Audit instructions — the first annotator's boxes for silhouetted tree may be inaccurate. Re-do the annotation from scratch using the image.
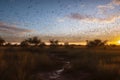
[0,37,5,46]
[86,39,107,47]
[32,37,41,46]
[39,42,46,48]
[27,36,41,46]
[20,40,29,47]
[94,39,102,46]
[27,38,32,43]
[49,39,59,47]
[20,37,41,47]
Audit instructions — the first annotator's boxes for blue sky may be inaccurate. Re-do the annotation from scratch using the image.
[0,0,120,43]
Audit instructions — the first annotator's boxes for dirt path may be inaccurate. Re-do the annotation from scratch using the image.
[31,53,90,80]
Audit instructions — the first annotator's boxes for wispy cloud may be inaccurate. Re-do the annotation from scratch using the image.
[0,22,34,42]
[0,22,32,34]
[97,3,114,14]
[97,0,120,14]
[68,13,89,20]
[57,17,66,23]
[68,13,120,23]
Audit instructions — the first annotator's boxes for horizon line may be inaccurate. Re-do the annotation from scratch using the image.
[5,41,120,45]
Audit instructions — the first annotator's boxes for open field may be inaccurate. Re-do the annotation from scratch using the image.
[0,46,120,80]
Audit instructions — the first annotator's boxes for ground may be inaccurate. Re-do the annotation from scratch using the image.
[0,46,120,80]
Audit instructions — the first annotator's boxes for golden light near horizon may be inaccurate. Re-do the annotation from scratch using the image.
[118,40,120,44]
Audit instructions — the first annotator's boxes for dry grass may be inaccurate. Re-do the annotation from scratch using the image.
[0,46,120,80]
[0,47,58,80]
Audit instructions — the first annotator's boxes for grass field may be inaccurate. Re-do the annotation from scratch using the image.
[0,46,120,80]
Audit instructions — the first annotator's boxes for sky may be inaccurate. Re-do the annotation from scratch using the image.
[0,0,120,43]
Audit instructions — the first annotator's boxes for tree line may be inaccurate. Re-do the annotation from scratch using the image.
[0,36,108,47]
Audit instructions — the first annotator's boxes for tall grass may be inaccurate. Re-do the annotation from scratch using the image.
[0,47,58,80]
[62,48,120,80]
[0,47,120,80]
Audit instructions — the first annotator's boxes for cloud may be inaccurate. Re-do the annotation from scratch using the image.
[0,22,32,34]
[97,3,114,14]
[112,0,120,5]
[0,22,34,42]
[68,13,120,23]
[97,0,120,14]
[57,18,66,23]
[97,3,114,10]
[68,13,89,20]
